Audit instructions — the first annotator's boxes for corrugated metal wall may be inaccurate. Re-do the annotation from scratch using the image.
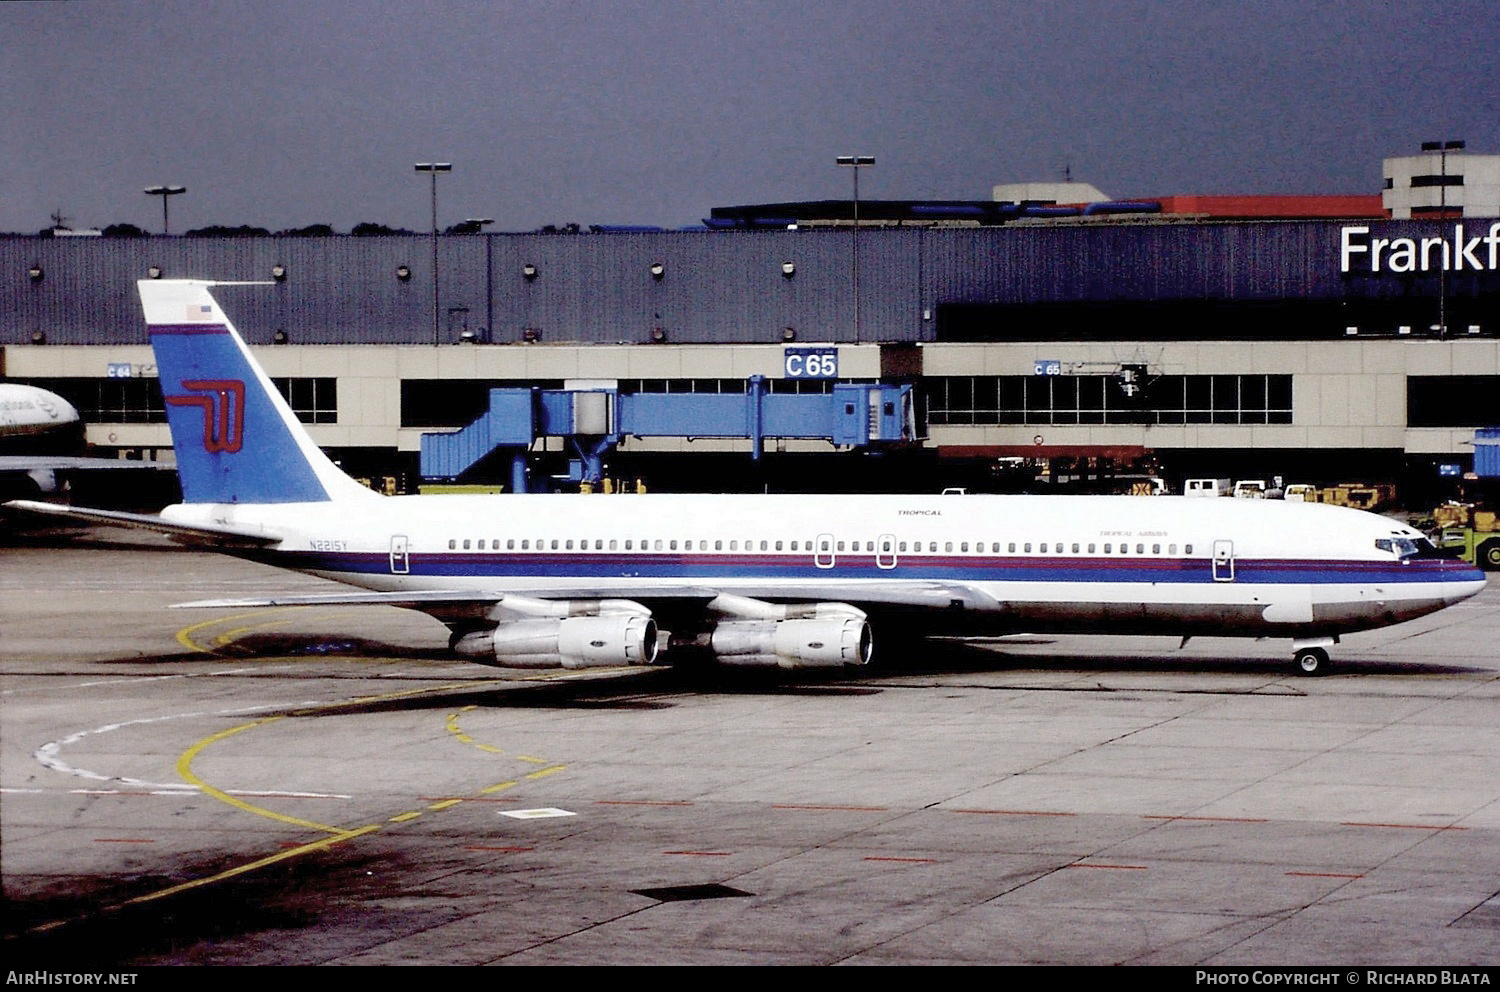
[3,221,1494,346]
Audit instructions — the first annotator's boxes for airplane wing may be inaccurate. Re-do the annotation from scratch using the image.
[0,499,279,548]
[165,581,1005,669]
[169,581,1003,614]
[0,456,175,472]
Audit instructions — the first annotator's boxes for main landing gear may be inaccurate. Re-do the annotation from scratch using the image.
[1294,646,1330,676]
[1291,637,1337,676]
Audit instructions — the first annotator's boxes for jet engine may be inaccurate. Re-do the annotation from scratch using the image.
[708,617,872,669]
[452,614,658,669]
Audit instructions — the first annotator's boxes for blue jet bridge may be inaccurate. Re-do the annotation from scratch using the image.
[1474,428,1500,477]
[420,375,915,492]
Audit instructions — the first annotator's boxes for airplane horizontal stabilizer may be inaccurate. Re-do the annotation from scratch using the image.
[1,499,279,548]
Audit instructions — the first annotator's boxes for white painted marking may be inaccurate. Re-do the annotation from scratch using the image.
[32,701,325,790]
[501,807,577,820]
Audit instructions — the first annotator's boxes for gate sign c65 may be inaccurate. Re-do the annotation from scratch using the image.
[784,347,838,379]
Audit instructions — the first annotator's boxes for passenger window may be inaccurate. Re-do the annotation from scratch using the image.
[565,539,574,550]
[775,540,784,551]
[1072,543,1080,553]
[463,539,471,550]
[550,539,559,550]
[1136,544,1145,554]
[1040,543,1048,553]
[448,539,456,550]
[654,539,663,550]
[1024,543,1032,553]
[1008,543,1016,553]
[1152,544,1160,554]
[945,542,953,552]
[730,540,738,551]
[899,542,907,552]
[1185,543,1194,554]
[1169,543,1176,554]
[609,539,618,550]
[1103,543,1111,553]
[1087,543,1095,553]
[761,541,769,551]
[961,542,969,552]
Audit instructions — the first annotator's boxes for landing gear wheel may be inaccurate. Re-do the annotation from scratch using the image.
[1293,647,1330,676]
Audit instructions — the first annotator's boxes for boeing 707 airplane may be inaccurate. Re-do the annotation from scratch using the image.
[4,280,1486,676]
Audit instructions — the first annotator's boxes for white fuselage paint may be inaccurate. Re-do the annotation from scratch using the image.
[161,492,1486,640]
[0,384,80,437]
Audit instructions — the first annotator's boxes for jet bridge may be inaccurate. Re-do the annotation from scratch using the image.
[420,375,915,492]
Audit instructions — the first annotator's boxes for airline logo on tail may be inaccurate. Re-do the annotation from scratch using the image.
[165,379,246,453]
[139,279,366,505]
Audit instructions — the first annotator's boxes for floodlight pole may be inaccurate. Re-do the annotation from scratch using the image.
[415,163,452,346]
[1421,140,1464,339]
[143,185,186,234]
[836,156,874,343]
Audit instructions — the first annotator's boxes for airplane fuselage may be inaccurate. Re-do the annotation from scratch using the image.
[0,383,80,438]
[162,492,1485,641]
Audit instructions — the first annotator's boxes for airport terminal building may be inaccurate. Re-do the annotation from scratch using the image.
[4,152,1500,498]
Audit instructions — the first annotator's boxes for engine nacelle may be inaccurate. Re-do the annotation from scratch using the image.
[453,615,659,669]
[709,617,872,669]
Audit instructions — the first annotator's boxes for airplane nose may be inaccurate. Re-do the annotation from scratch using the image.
[1446,575,1488,606]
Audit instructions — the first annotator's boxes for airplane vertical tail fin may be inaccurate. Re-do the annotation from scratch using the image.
[140,279,377,505]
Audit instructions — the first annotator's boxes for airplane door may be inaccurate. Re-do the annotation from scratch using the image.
[1212,539,1234,582]
[876,533,897,569]
[815,533,836,569]
[390,535,410,575]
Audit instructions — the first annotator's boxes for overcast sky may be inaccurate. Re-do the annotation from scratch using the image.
[4,0,1497,234]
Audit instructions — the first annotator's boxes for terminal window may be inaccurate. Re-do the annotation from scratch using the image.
[18,376,166,423]
[271,377,338,424]
[400,379,562,428]
[619,379,864,395]
[20,376,338,425]
[1408,376,1500,427]
[924,374,1292,427]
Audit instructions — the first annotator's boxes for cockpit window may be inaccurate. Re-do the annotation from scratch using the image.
[1375,536,1438,559]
